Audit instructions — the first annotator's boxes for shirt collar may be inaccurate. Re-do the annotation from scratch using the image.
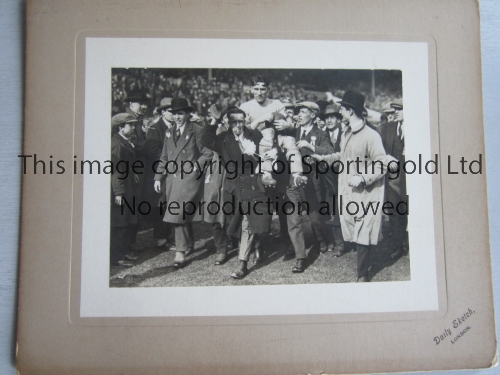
[234,132,245,142]
[300,123,314,135]
[349,118,364,133]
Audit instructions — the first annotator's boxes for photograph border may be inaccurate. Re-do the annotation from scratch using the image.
[69,31,446,325]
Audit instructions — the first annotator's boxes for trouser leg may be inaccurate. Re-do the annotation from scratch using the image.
[212,222,228,255]
[278,134,303,174]
[259,128,275,173]
[285,186,306,259]
[332,225,344,248]
[357,244,371,277]
[153,215,172,240]
[186,222,194,250]
[238,215,255,262]
[310,210,329,243]
[129,223,138,245]
[277,206,288,237]
[390,213,408,247]
[174,223,191,253]
[110,226,131,264]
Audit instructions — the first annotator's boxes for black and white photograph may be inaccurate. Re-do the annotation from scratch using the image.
[108,67,409,288]
[79,38,438,318]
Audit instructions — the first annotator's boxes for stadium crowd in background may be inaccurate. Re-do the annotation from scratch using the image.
[110,70,407,283]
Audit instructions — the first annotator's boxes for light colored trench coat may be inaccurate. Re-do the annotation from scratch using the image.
[323,120,388,245]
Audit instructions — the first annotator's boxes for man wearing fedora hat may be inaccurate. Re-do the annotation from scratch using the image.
[145,98,175,249]
[294,101,335,269]
[110,113,141,267]
[380,98,408,259]
[312,91,388,282]
[154,98,213,267]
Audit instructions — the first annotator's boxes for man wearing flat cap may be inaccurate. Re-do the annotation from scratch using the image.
[380,98,408,259]
[321,104,346,256]
[312,91,389,282]
[382,101,396,123]
[154,98,213,268]
[294,101,335,270]
[124,90,150,246]
[145,98,174,249]
[110,113,141,267]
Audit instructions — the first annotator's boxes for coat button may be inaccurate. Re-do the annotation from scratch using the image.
[170,151,173,154]
[174,174,177,177]
[252,186,255,190]
[182,150,185,153]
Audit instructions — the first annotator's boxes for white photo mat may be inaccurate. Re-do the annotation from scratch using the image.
[80,37,437,317]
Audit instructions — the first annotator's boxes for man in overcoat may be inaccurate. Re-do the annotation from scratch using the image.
[154,98,213,267]
[145,97,174,248]
[110,113,141,267]
[313,91,388,282]
[202,107,272,279]
[124,91,149,247]
[380,99,408,259]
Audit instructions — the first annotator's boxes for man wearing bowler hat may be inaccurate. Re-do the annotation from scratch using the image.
[380,98,408,259]
[145,98,175,249]
[110,113,141,267]
[154,98,213,267]
[312,91,388,282]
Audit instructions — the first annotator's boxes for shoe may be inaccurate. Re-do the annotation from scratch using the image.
[214,253,227,265]
[158,238,175,250]
[292,259,306,273]
[333,245,344,257]
[283,246,295,260]
[390,246,407,259]
[262,173,277,187]
[293,174,308,187]
[231,261,248,279]
[185,247,194,257]
[319,241,328,253]
[173,260,186,268]
[124,253,139,261]
[173,251,185,268]
[357,276,369,282]
[116,260,133,267]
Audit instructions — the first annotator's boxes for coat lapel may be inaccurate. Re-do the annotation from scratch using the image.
[224,130,242,161]
[385,122,397,153]
[171,122,193,161]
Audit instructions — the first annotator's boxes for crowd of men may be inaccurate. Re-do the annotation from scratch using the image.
[110,75,408,282]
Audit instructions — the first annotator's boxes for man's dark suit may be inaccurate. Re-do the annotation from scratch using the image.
[295,125,334,248]
[380,121,407,249]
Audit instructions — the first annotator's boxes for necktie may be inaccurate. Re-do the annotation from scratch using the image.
[397,122,404,140]
[301,129,307,140]
[174,128,180,144]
